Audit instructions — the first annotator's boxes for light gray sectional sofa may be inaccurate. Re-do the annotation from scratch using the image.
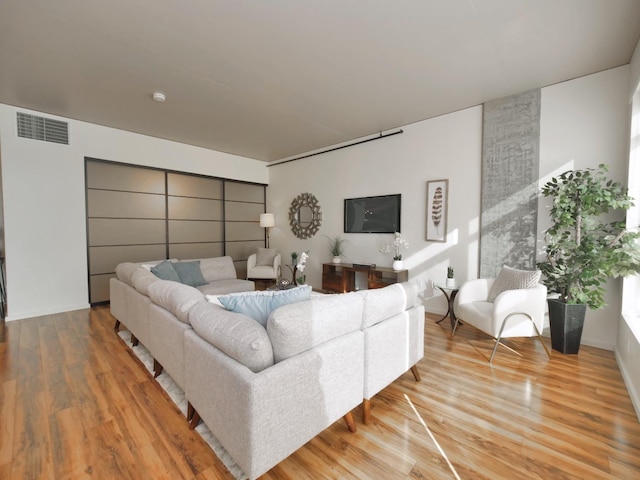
[110,257,424,480]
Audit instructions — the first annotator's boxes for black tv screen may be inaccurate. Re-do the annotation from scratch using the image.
[344,194,401,233]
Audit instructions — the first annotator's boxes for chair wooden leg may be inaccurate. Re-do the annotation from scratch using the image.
[187,402,194,421]
[153,359,163,378]
[131,335,139,347]
[363,399,371,426]
[114,320,121,332]
[344,411,357,432]
[189,410,201,430]
[410,365,421,382]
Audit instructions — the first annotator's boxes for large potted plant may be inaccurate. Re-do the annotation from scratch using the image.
[537,164,640,353]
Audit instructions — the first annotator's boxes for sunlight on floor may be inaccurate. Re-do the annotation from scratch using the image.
[404,394,461,480]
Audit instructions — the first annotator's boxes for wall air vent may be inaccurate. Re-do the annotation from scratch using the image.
[16,112,69,145]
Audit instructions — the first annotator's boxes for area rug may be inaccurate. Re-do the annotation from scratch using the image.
[117,331,247,479]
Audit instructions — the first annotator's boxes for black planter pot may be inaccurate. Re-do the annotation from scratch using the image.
[547,298,587,354]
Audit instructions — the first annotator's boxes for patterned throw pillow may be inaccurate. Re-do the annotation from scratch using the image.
[487,266,541,302]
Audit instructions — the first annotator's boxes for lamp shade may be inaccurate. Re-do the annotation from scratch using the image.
[259,213,275,228]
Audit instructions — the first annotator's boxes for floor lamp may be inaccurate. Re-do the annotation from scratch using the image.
[260,213,275,248]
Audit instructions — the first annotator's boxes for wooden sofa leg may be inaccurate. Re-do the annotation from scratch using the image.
[187,402,194,422]
[153,359,163,378]
[189,410,201,430]
[114,320,121,332]
[131,335,139,347]
[410,365,421,382]
[344,412,357,433]
[363,399,371,426]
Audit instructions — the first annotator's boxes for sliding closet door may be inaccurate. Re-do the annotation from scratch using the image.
[224,182,265,278]
[86,161,167,303]
[167,173,224,260]
[85,158,266,304]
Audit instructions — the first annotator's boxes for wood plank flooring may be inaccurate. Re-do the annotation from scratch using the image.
[1,306,639,479]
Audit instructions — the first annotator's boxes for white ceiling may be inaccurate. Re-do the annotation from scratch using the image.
[1,1,639,162]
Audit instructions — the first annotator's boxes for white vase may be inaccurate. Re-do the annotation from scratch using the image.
[392,260,404,271]
[332,256,341,264]
[446,278,456,288]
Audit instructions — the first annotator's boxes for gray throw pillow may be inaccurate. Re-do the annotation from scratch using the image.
[151,260,181,282]
[173,260,207,287]
[488,266,541,302]
[256,248,277,266]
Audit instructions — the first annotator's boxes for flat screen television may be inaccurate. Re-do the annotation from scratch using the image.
[344,194,401,233]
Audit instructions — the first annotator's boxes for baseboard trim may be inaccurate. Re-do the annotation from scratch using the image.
[5,303,91,321]
[615,347,640,422]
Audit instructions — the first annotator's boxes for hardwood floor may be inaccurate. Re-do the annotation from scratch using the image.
[1,306,639,479]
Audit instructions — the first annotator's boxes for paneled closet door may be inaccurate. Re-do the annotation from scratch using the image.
[85,159,267,304]
[167,173,224,260]
[86,161,167,303]
[224,181,266,279]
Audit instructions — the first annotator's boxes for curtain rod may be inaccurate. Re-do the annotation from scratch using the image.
[267,129,404,167]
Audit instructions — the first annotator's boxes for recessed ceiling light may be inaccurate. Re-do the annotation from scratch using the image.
[152,92,166,102]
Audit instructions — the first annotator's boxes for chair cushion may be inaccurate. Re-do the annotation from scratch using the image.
[151,260,181,282]
[218,285,312,326]
[256,248,277,266]
[488,266,541,302]
[173,260,207,287]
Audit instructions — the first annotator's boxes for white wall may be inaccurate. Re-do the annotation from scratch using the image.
[268,106,483,312]
[616,35,640,421]
[0,104,268,320]
[268,66,631,351]
[538,66,631,349]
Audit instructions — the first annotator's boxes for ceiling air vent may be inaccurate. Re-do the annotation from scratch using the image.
[16,112,69,145]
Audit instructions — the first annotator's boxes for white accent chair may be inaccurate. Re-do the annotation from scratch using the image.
[453,278,550,362]
[246,251,282,281]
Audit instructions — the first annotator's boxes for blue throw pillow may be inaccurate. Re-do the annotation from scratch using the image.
[151,260,181,282]
[218,285,312,326]
[173,260,207,287]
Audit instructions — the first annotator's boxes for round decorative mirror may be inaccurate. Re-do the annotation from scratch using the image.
[289,193,322,239]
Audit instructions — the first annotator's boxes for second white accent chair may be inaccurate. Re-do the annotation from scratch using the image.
[247,248,281,281]
[453,267,550,363]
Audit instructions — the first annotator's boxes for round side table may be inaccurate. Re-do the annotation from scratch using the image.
[435,284,459,331]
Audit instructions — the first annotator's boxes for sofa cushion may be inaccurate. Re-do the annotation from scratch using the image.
[197,279,255,296]
[151,260,181,282]
[358,282,419,329]
[191,256,238,283]
[189,301,274,372]
[267,292,364,363]
[131,267,159,296]
[115,262,138,285]
[218,285,311,327]
[488,266,541,302]
[173,260,207,287]
[147,280,205,323]
[256,248,277,266]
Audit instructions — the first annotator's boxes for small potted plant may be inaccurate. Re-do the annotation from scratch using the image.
[380,232,409,271]
[446,266,455,287]
[537,164,640,353]
[326,236,348,264]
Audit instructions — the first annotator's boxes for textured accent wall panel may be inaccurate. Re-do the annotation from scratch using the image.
[480,89,540,278]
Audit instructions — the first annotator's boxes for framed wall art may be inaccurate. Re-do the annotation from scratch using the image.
[426,179,448,242]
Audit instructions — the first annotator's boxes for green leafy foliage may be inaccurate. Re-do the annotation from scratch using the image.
[325,236,348,257]
[537,164,640,309]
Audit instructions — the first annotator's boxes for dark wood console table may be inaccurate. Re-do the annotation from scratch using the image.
[321,263,408,293]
